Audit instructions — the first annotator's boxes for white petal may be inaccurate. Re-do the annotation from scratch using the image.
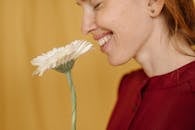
[31,40,93,76]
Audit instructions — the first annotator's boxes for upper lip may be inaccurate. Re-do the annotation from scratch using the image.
[93,32,112,41]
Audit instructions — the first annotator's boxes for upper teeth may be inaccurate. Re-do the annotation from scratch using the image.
[98,35,111,46]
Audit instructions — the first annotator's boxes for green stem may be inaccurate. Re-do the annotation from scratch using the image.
[65,70,77,130]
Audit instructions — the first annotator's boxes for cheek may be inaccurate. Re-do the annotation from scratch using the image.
[95,1,133,29]
[96,5,145,32]
[117,10,153,44]
[96,11,115,29]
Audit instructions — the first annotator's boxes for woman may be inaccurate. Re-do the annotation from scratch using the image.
[76,0,195,129]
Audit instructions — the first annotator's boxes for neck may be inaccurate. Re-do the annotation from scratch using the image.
[134,16,195,77]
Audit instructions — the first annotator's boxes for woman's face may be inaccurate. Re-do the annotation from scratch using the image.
[76,0,154,65]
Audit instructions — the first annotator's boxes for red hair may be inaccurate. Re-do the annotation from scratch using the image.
[162,0,195,45]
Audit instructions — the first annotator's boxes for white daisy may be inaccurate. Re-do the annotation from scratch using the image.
[31,40,93,76]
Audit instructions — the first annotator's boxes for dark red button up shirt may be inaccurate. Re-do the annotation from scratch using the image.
[107,61,195,130]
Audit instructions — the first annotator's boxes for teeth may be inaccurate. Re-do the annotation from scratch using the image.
[98,35,112,46]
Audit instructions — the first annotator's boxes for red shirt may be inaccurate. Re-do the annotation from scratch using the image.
[107,61,195,130]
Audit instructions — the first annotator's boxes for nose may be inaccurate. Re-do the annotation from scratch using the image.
[81,9,97,34]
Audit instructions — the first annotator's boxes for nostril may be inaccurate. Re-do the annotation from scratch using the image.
[81,23,98,35]
[81,17,98,35]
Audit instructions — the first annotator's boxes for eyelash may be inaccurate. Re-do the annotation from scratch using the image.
[94,2,102,10]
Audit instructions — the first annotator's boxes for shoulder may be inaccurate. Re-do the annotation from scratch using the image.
[121,69,147,82]
[118,69,148,95]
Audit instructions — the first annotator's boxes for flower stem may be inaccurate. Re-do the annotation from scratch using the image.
[65,70,77,130]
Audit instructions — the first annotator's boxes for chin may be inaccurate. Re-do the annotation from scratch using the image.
[108,57,130,66]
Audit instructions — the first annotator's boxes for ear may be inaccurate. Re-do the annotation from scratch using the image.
[147,0,165,17]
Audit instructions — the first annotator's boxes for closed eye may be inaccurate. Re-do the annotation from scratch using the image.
[94,2,102,10]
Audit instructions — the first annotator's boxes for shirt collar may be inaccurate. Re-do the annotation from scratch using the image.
[146,60,195,90]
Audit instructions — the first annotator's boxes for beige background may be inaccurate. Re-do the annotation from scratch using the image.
[0,0,140,130]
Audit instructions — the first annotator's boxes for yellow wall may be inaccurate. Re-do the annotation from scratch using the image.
[0,0,140,130]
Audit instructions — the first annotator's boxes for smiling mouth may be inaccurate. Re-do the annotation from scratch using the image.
[97,34,112,46]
